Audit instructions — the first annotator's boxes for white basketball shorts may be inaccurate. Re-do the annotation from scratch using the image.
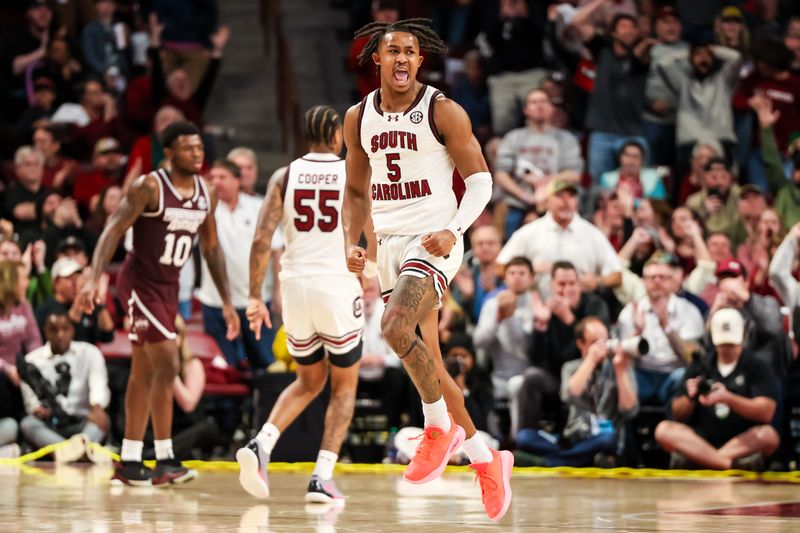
[280,274,364,357]
[377,233,464,305]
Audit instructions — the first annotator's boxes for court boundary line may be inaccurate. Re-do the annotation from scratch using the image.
[1,441,800,483]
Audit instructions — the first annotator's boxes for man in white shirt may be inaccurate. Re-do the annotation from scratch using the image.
[497,178,623,298]
[618,253,704,405]
[19,310,110,463]
[197,159,283,368]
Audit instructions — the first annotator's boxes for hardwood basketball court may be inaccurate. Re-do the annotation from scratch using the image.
[1,463,800,531]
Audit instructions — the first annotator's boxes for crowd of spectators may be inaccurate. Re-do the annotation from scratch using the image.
[0,0,256,462]
[3,0,800,472]
[346,0,800,470]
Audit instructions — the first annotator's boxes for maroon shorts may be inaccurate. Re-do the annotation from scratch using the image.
[117,262,179,346]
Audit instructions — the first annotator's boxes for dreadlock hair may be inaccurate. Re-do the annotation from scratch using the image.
[303,105,341,146]
[354,18,448,65]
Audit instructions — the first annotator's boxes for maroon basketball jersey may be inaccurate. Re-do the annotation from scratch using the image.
[124,169,211,288]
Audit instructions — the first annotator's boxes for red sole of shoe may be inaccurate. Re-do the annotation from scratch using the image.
[403,425,466,485]
[489,450,514,522]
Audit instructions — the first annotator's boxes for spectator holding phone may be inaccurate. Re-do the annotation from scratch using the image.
[655,308,779,471]
[685,157,746,245]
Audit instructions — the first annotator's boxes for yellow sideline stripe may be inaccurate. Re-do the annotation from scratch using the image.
[2,441,800,483]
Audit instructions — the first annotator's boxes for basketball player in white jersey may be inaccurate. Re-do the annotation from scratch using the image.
[238,106,365,504]
[342,19,513,521]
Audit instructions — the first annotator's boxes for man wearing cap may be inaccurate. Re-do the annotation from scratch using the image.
[618,253,704,405]
[709,258,784,372]
[72,137,125,211]
[494,88,584,238]
[35,257,114,345]
[655,308,780,471]
[497,178,622,298]
[643,6,688,168]
[196,159,281,369]
[56,236,89,268]
[751,93,800,228]
[685,157,747,245]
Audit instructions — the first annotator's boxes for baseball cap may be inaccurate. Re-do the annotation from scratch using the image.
[710,308,745,346]
[654,6,679,21]
[549,177,579,196]
[94,137,121,155]
[715,258,745,278]
[57,236,86,254]
[33,76,55,92]
[739,184,763,197]
[720,6,744,22]
[27,0,50,9]
[51,257,83,279]
[645,251,681,268]
[704,156,729,172]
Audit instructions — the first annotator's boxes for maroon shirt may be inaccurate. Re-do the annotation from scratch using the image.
[122,169,210,292]
[734,73,800,153]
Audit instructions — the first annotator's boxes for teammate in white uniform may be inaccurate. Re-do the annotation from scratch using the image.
[237,106,365,504]
[342,19,513,521]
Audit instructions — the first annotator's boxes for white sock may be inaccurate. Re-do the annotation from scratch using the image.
[121,439,143,462]
[255,423,281,455]
[422,396,451,431]
[312,449,338,480]
[154,439,174,460]
[462,433,493,464]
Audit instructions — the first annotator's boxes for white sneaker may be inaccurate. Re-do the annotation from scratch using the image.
[85,439,112,466]
[55,434,87,463]
[0,444,20,459]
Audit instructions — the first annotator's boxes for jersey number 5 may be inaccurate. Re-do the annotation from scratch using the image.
[294,189,339,232]
[158,233,193,267]
[386,153,401,182]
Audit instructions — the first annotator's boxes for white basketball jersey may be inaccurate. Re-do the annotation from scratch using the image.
[359,84,457,236]
[280,153,349,279]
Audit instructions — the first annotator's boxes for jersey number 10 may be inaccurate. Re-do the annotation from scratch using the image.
[294,189,339,232]
[158,233,193,267]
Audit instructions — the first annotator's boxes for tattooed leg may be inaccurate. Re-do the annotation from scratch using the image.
[381,275,441,403]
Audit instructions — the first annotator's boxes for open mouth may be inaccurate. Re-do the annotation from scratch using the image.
[393,70,409,83]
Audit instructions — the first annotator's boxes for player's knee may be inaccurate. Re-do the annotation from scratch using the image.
[380,307,412,351]
[152,354,180,383]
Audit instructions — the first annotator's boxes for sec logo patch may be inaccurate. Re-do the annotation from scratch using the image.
[410,111,423,124]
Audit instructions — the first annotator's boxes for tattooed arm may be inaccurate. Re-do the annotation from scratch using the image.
[199,187,241,340]
[342,102,373,274]
[246,168,285,337]
[77,174,158,312]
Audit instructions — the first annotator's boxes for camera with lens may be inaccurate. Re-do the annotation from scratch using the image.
[604,336,649,358]
[445,357,466,378]
[696,377,717,396]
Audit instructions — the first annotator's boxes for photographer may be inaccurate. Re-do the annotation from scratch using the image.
[516,317,638,467]
[618,252,705,406]
[19,310,110,463]
[510,261,609,438]
[655,308,780,471]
